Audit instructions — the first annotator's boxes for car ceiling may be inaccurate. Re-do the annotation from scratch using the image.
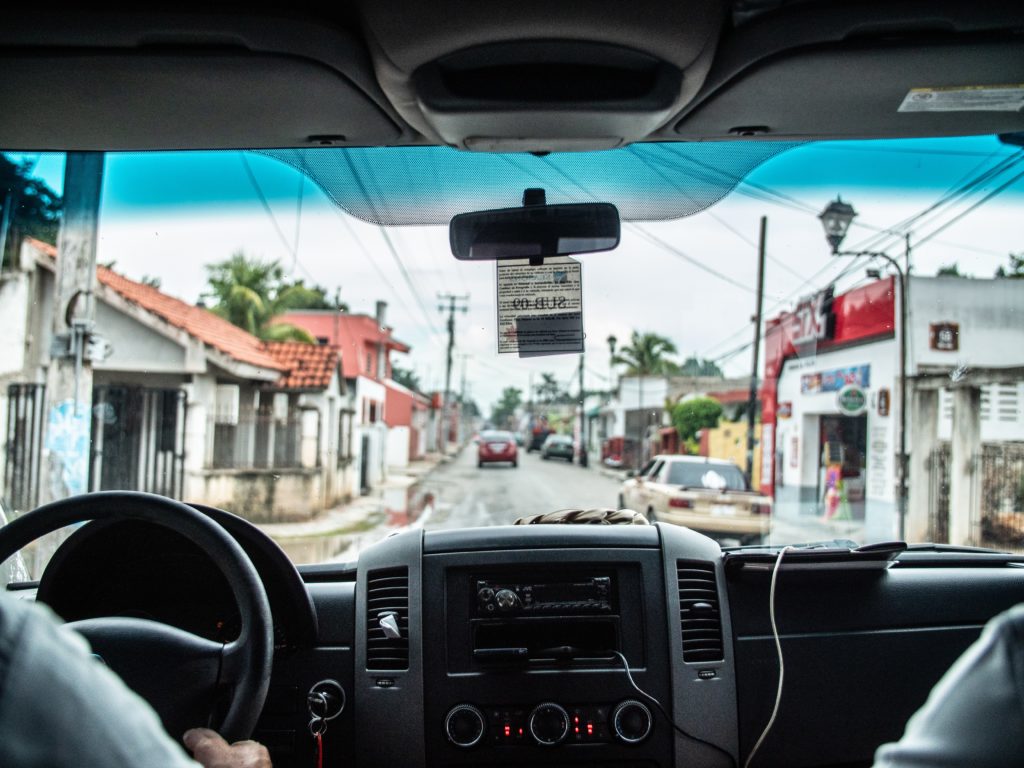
[0,1,1022,152]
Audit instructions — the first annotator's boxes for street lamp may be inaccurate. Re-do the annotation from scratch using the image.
[818,198,908,541]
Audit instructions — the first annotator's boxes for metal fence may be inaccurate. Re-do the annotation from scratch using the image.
[927,445,951,544]
[90,386,187,498]
[4,383,46,512]
[977,443,1024,552]
[212,407,317,470]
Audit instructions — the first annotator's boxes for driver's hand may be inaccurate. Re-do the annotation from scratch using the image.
[184,728,272,768]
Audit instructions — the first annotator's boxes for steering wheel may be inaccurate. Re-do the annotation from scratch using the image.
[0,491,273,743]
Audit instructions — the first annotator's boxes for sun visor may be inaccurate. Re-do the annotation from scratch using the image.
[675,40,1024,140]
[0,52,401,151]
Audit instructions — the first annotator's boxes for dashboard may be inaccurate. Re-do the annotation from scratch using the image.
[34,514,1024,768]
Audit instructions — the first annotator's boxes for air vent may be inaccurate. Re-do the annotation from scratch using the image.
[366,567,410,671]
[677,560,724,663]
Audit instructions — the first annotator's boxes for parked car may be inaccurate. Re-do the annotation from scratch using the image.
[477,430,518,468]
[619,455,772,544]
[541,434,575,462]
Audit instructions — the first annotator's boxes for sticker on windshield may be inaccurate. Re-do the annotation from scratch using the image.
[898,85,1024,113]
[496,256,584,357]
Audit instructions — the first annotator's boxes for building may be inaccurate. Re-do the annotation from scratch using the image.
[275,304,416,490]
[1,238,357,521]
[762,275,1024,545]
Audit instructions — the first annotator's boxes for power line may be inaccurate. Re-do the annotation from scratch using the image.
[912,166,1024,249]
[237,152,317,282]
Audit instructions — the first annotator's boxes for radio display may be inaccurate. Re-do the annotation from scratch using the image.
[533,580,606,604]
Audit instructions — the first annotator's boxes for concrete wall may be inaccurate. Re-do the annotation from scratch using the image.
[0,273,30,379]
[92,301,187,373]
[908,276,1024,373]
[184,468,321,523]
[387,425,411,469]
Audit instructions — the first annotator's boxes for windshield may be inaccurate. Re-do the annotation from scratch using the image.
[2,135,1023,575]
[667,462,747,491]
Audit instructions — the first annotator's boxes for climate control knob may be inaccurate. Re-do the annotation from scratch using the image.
[529,702,570,746]
[494,588,519,612]
[612,699,653,744]
[445,704,485,748]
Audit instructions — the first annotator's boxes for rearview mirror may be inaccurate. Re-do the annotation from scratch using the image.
[450,202,620,261]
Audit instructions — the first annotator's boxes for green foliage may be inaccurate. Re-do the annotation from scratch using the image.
[670,397,723,447]
[679,356,724,377]
[204,251,341,341]
[1,155,62,268]
[936,263,963,277]
[491,387,523,428]
[612,331,679,376]
[391,365,421,392]
[535,372,567,404]
[995,253,1024,279]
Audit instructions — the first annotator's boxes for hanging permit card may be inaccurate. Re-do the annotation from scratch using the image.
[496,256,584,357]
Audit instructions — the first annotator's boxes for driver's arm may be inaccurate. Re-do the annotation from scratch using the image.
[0,595,270,768]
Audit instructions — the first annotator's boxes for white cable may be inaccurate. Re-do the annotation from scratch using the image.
[743,545,793,768]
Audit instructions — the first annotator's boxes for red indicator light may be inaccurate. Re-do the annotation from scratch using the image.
[504,725,511,737]
[587,723,594,735]
[574,726,579,734]
[574,716,579,724]
[518,728,523,736]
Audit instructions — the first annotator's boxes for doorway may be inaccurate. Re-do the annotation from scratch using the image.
[818,414,867,520]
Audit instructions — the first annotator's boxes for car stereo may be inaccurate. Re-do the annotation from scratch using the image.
[475,575,612,616]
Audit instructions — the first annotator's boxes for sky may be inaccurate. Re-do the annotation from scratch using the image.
[8,135,1022,413]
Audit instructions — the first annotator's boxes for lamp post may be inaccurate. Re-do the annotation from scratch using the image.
[818,198,908,541]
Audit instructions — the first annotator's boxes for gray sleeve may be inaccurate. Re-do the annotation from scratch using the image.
[873,603,1024,768]
[0,596,200,768]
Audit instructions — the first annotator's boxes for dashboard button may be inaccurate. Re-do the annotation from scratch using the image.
[529,702,570,746]
[446,704,486,748]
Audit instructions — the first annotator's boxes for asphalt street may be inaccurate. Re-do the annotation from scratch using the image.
[420,446,623,530]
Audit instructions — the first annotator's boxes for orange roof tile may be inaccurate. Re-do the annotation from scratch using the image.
[266,342,341,390]
[29,238,285,373]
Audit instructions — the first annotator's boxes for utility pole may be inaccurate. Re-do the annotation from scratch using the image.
[745,216,767,488]
[42,152,106,507]
[437,293,469,455]
[459,353,470,439]
[577,352,588,467]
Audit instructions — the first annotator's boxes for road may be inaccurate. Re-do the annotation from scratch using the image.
[420,447,623,530]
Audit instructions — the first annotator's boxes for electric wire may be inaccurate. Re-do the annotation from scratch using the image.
[743,546,794,768]
[237,152,317,282]
[609,650,735,763]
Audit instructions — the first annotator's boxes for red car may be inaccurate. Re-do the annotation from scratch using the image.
[477,430,518,468]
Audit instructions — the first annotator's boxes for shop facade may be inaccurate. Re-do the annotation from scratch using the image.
[762,274,1024,545]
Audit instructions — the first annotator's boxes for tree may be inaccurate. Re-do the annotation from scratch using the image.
[391,365,421,392]
[679,356,723,378]
[1,155,61,268]
[995,253,1024,279]
[936,263,963,277]
[612,331,680,376]
[204,252,343,342]
[670,397,723,454]
[536,372,565,404]
[491,387,523,428]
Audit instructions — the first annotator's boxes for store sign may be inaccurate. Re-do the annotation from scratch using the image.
[836,385,868,416]
[791,288,836,345]
[801,364,870,394]
[929,322,959,352]
[777,401,793,419]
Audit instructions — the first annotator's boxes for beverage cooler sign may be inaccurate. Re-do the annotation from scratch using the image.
[837,385,868,416]
[801,364,870,394]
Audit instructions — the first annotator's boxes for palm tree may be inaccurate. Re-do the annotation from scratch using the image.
[204,252,340,342]
[611,331,679,375]
[536,372,564,404]
[612,331,680,470]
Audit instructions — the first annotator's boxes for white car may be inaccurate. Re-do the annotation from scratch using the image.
[619,455,772,544]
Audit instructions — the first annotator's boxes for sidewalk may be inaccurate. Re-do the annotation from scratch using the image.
[257,451,450,543]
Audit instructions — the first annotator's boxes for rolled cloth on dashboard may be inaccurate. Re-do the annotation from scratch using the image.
[514,508,649,525]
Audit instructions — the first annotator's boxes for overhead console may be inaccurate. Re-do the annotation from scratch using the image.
[353,524,738,768]
[357,0,729,151]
